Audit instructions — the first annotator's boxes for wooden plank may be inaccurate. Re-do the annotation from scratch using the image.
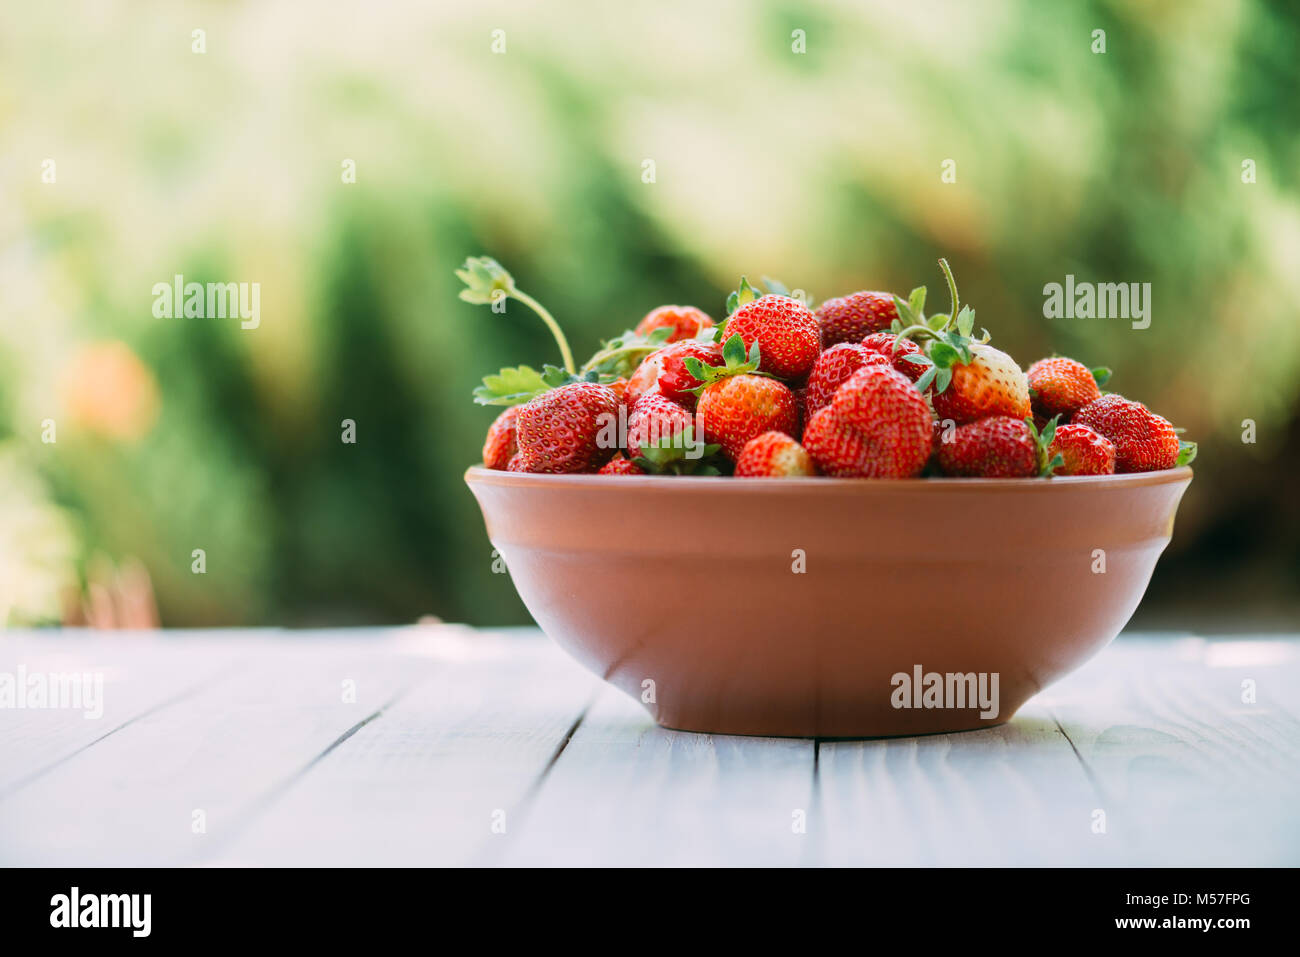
[0,631,256,796]
[3,628,1297,866]
[1041,634,1300,866]
[499,685,816,867]
[815,699,1112,866]
[206,630,601,866]
[0,629,431,866]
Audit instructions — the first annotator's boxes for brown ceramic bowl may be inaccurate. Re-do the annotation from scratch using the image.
[465,465,1192,738]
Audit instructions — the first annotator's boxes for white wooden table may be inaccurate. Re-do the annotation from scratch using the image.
[1,627,1297,867]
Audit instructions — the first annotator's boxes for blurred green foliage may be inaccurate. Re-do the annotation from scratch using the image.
[1,0,1297,627]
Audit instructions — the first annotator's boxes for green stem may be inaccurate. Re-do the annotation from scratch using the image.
[580,343,657,377]
[511,289,575,375]
[937,258,959,332]
[894,323,942,343]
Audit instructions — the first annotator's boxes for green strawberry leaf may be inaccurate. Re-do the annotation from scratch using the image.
[1040,414,1060,448]
[1091,366,1112,387]
[1176,440,1198,467]
[927,312,949,331]
[915,366,938,393]
[455,256,518,305]
[722,331,748,366]
[900,353,931,366]
[539,364,583,389]
[682,332,764,393]
[907,286,926,318]
[633,425,729,475]
[929,341,961,368]
[473,365,552,406]
[1027,415,1063,476]
[934,366,953,394]
[726,276,762,316]
[955,305,975,338]
[762,276,790,297]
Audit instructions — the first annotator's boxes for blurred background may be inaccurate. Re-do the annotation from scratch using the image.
[1,0,1297,630]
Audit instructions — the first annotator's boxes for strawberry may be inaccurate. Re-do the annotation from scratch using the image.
[861,332,925,381]
[1048,423,1116,475]
[734,432,816,477]
[937,416,1041,478]
[804,344,887,417]
[1073,394,1191,473]
[634,305,714,343]
[929,342,1032,425]
[698,375,799,461]
[598,453,645,475]
[687,334,799,460]
[816,291,898,346]
[625,393,695,453]
[625,340,723,409]
[888,261,1030,424]
[505,452,532,472]
[721,282,820,381]
[803,365,932,478]
[482,406,519,470]
[623,391,728,475]
[1027,357,1105,422]
[513,381,621,473]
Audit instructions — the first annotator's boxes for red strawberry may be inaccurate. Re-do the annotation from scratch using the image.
[937,416,1040,478]
[684,332,801,460]
[634,305,714,343]
[626,393,695,454]
[598,453,645,475]
[723,294,820,381]
[1048,423,1116,475]
[514,381,620,473]
[1073,394,1180,473]
[1027,357,1102,422]
[804,344,887,417]
[802,365,931,478]
[734,431,815,477]
[697,374,799,461]
[625,340,723,409]
[802,408,869,477]
[861,332,926,381]
[658,341,724,406]
[482,406,519,470]
[816,291,899,346]
[505,452,532,472]
[929,342,1031,425]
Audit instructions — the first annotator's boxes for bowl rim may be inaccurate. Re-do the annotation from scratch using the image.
[465,464,1193,492]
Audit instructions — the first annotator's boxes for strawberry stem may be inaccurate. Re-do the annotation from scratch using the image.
[893,324,942,342]
[937,258,959,333]
[511,288,576,375]
[456,257,577,375]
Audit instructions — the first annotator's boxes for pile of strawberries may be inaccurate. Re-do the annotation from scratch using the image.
[463,256,1195,479]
